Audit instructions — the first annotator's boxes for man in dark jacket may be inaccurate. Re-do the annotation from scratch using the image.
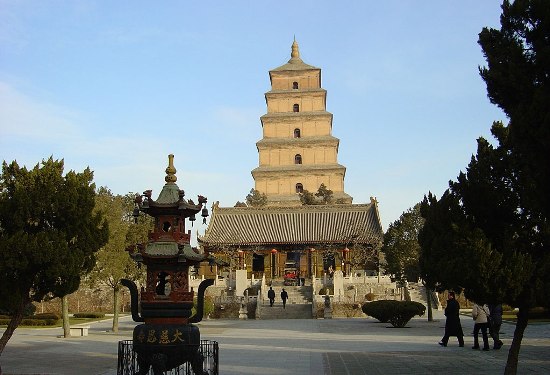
[439,291,465,347]
[489,303,504,349]
[267,287,275,307]
[281,288,288,309]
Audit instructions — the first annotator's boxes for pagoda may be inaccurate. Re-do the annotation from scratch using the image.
[252,39,352,206]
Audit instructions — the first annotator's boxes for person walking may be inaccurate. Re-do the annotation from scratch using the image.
[472,302,491,351]
[281,288,288,309]
[489,303,504,349]
[439,291,464,347]
[267,287,275,307]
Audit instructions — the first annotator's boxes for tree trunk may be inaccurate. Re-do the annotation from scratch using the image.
[112,285,120,333]
[0,299,25,355]
[62,295,71,338]
[504,306,529,375]
[424,284,433,322]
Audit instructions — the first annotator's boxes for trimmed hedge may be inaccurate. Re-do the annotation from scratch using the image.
[73,312,105,319]
[362,300,426,327]
[0,312,61,326]
[0,318,58,326]
[33,312,61,320]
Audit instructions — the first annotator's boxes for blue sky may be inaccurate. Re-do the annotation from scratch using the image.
[0,1,506,234]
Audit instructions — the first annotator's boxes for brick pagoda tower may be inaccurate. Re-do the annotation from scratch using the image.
[251,39,353,206]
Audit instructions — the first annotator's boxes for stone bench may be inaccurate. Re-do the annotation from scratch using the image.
[69,325,90,336]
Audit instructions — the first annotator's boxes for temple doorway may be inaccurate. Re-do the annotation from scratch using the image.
[252,253,264,278]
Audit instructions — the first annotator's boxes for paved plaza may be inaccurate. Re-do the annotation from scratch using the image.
[1,310,549,375]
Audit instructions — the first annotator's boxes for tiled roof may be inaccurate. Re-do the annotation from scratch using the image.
[270,40,319,72]
[199,203,383,247]
[270,60,319,72]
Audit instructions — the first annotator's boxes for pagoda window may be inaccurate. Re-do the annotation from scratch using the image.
[295,154,302,164]
[296,183,304,193]
[293,104,299,112]
[292,81,299,89]
[294,128,301,138]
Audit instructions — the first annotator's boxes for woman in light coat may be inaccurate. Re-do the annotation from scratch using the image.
[472,303,490,351]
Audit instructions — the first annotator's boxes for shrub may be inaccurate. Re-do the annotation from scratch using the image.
[365,293,375,301]
[362,300,425,327]
[33,312,61,320]
[211,301,240,319]
[388,301,425,327]
[0,318,58,326]
[21,318,58,326]
[362,300,393,323]
[73,312,105,319]
[318,286,334,295]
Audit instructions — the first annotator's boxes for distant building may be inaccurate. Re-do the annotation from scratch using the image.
[252,39,352,206]
[199,41,383,281]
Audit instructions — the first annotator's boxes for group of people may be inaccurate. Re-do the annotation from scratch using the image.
[439,291,504,350]
[267,287,289,308]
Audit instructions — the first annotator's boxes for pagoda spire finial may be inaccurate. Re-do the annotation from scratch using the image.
[289,38,302,63]
[165,154,177,183]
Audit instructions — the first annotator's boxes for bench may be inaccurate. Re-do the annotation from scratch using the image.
[69,325,90,336]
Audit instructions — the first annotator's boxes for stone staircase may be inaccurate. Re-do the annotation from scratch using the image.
[259,303,313,319]
[259,285,313,319]
[407,282,442,310]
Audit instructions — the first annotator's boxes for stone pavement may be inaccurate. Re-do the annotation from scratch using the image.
[1,310,549,375]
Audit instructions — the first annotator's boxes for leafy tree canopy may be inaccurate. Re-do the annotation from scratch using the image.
[87,189,146,290]
[420,2,549,372]
[315,183,333,204]
[0,158,108,352]
[382,204,423,282]
[419,0,549,309]
[245,189,267,207]
[478,0,550,218]
[86,189,149,332]
[299,189,316,205]
[300,184,334,205]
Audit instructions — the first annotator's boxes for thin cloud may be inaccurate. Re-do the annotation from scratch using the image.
[0,81,79,140]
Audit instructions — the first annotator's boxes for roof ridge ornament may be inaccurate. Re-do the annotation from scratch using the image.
[165,154,177,184]
[289,39,302,63]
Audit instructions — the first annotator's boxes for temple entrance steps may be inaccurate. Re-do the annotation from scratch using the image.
[258,303,313,319]
[263,285,313,305]
[407,281,443,310]
[259,285,314,319]
[407,282,428,305]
